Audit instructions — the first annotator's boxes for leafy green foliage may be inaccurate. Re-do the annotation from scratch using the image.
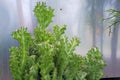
[104,9,120,34]
[84,47,106,80]
[34,2,54,28]
[9,27,35,80]
[9,2,106,80]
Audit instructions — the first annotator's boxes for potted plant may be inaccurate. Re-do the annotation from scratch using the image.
[9,2,106,80]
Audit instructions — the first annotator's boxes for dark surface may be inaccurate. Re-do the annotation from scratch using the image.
[100,77,120,80]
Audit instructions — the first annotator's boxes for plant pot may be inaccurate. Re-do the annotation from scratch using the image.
[100,77,120,80]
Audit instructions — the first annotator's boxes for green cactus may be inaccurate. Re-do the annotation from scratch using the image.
[9,2,106,80]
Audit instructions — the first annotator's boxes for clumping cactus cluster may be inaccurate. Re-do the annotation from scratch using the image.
[9,2,106,80]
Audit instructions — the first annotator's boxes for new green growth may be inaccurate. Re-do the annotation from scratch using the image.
[9,2,106,80]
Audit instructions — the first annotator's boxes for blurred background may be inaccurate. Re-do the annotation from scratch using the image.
[0,0,120,79]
